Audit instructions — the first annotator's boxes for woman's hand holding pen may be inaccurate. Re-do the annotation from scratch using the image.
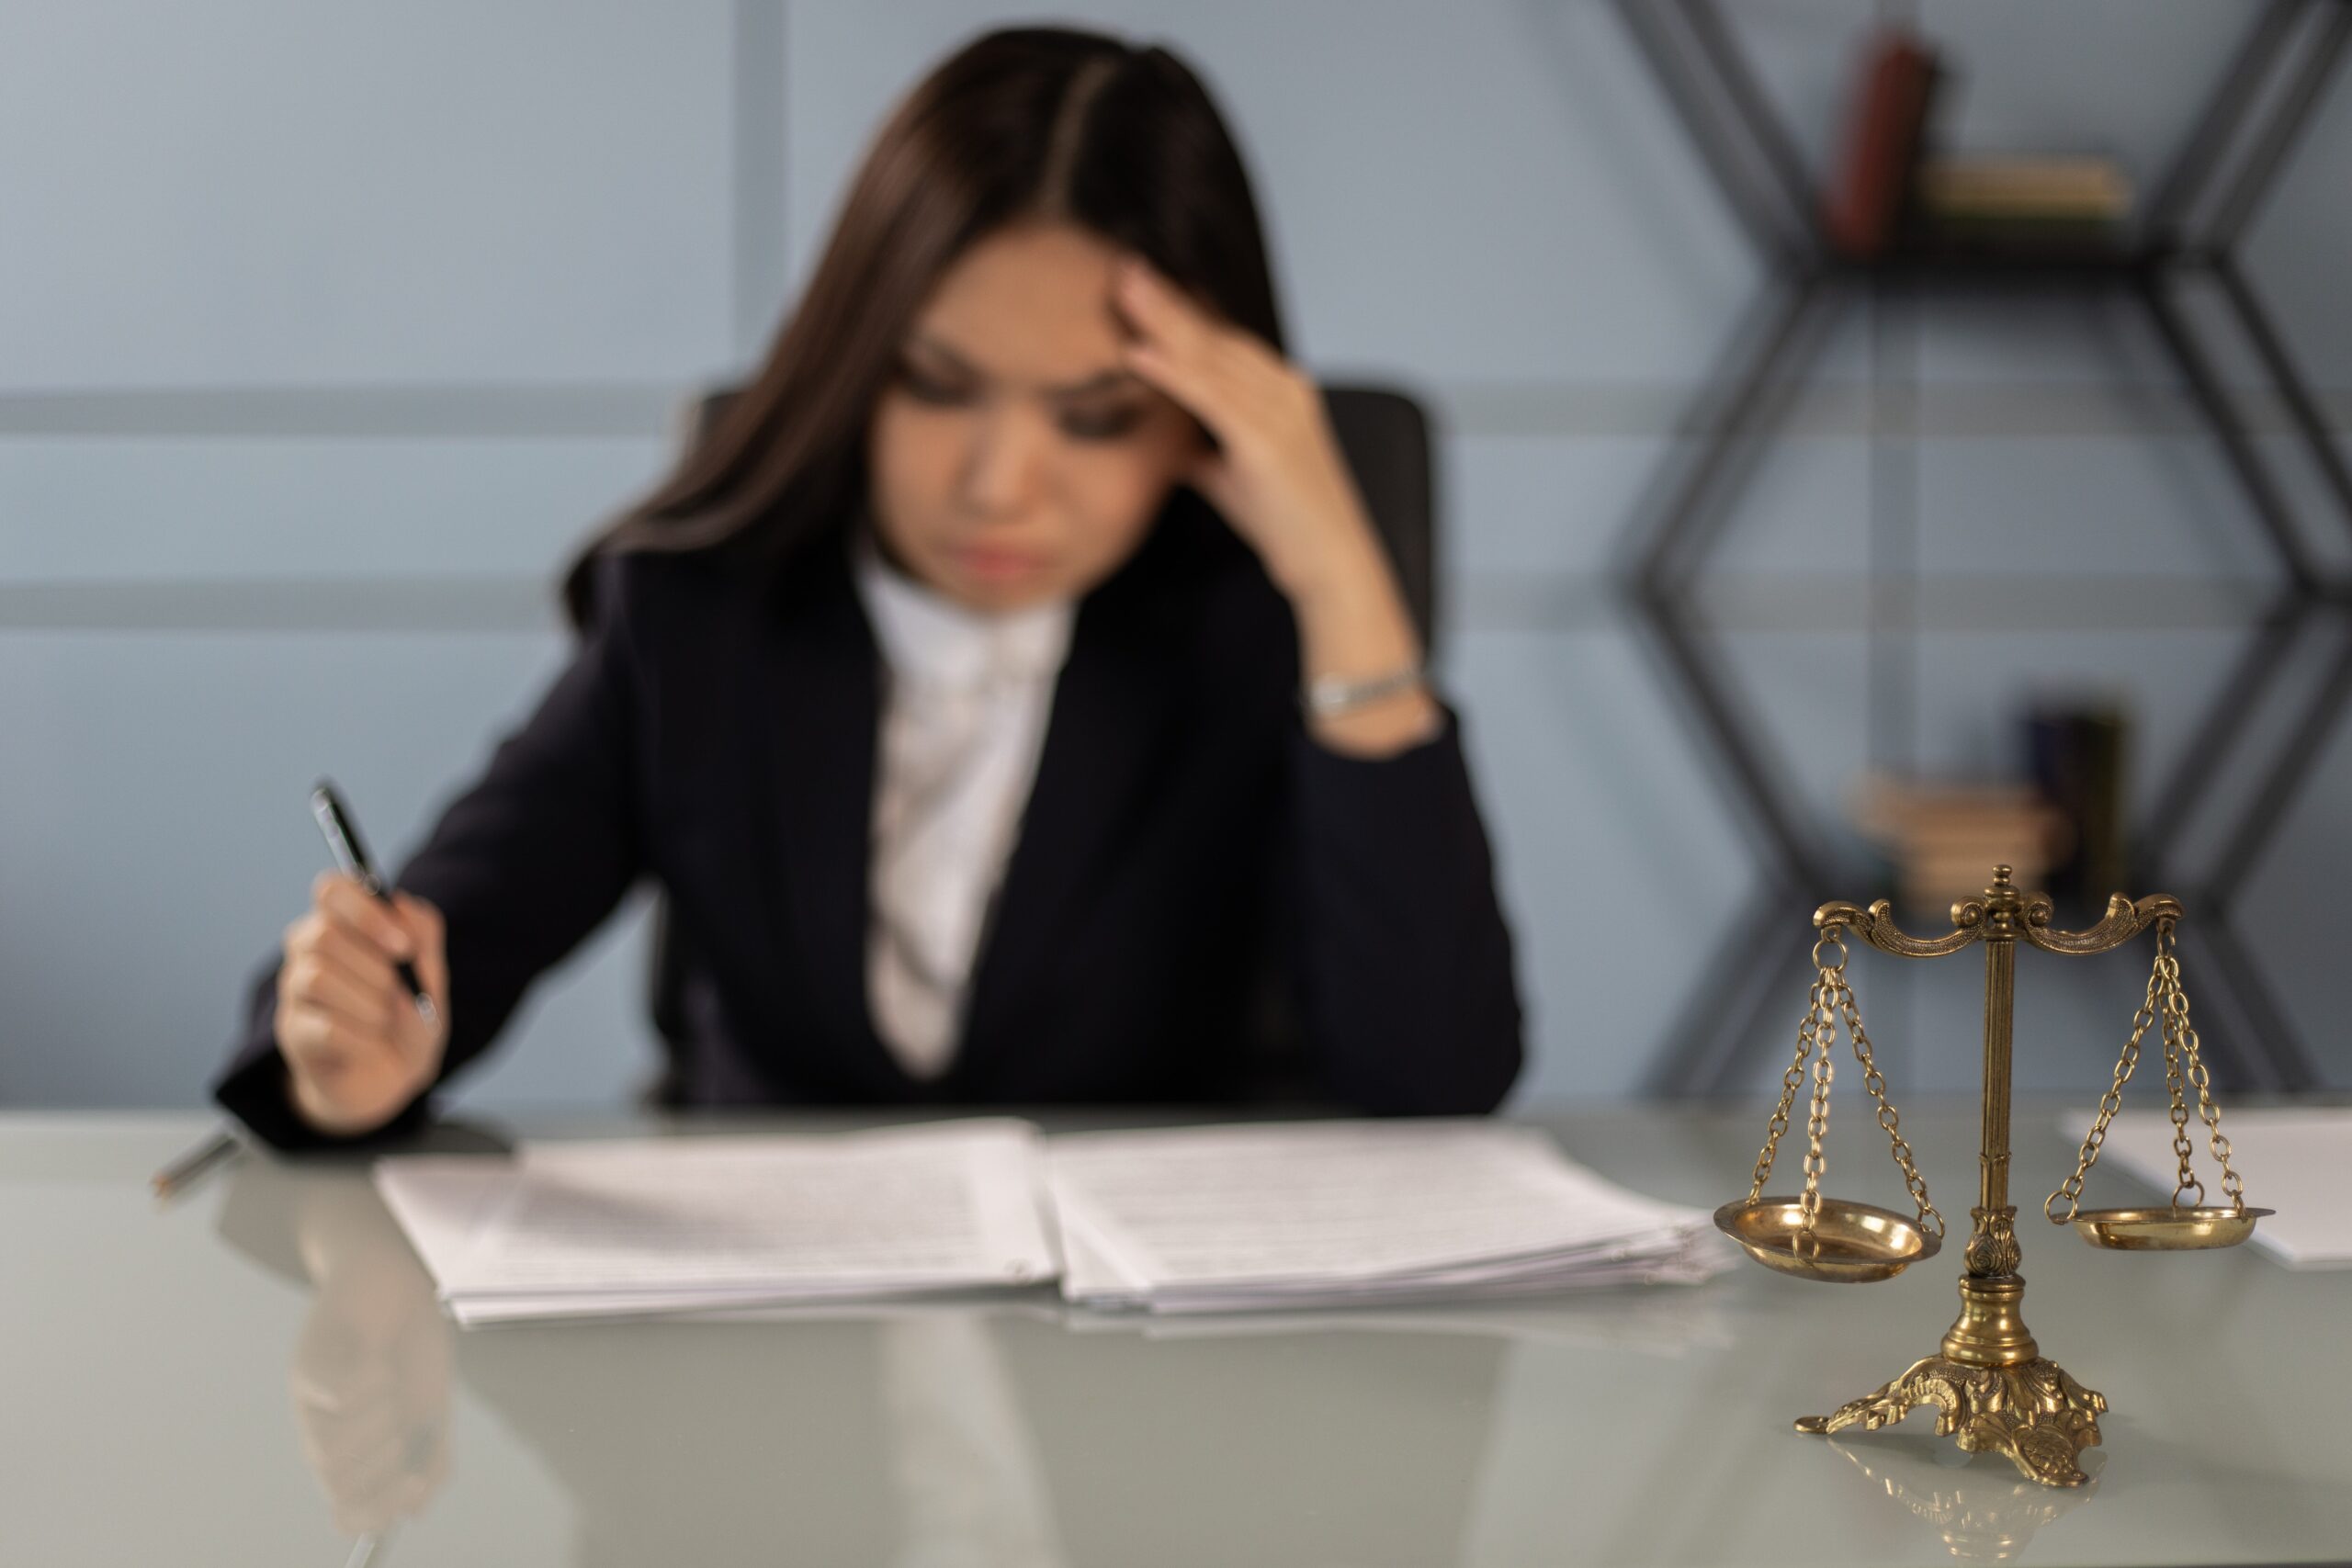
[277,874,449,1135]
[1113,254,1442,758]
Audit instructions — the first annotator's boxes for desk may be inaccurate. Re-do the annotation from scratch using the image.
[4,1106,2346,1565]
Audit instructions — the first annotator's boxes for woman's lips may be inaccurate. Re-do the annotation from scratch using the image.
[951,544,1049,582]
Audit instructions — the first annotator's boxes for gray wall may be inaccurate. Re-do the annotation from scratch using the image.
[5,0,2348,1115]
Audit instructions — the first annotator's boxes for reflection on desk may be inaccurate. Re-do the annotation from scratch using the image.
[1827,1437,2098,1562]
[7,1107,2351,1566]
[216,1132,1522,1565]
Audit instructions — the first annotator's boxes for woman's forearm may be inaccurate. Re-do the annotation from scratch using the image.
[1284,525,1442,759]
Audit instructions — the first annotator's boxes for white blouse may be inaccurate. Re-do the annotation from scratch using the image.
[852,539,1076,1080]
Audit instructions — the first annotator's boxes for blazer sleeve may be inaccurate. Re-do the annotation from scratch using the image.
[1285,704,1525,1115]
[212,552,651,1149]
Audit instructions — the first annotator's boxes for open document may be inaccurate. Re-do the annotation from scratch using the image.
[373,1118,1059,1325]
[1044,1120,1731,1313]
[372,1117,1731,1325]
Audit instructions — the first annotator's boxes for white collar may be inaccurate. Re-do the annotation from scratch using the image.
[852,531,1075,693]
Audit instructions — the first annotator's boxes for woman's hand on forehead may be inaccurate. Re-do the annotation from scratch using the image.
[1111,254,1374,607]
[1113,253,1441,758]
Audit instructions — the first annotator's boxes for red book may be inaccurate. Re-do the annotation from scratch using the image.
[1822,31,1940,260]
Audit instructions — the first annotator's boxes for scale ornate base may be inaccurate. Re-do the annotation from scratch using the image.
[1793,1274,2106,1487]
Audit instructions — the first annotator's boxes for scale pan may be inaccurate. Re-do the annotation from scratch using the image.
[2070,1206,2271,1251]
[1713,1196,1940,1283]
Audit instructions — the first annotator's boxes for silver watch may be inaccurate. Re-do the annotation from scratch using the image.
[1303,662,1426,718]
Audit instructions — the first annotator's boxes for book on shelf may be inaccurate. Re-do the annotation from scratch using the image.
[1849,772,2072,914]
[1916,153,2134,222]
[1822,29,1944,260]
[2025,700,2131,911]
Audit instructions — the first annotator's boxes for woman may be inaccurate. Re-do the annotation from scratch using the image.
[215,25,1522,1147]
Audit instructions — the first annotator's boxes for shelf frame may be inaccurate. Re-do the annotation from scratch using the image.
[1611,0,2352,1097]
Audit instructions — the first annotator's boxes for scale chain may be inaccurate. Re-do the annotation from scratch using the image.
[2045,918,2249,1222]
[2044,942,2164,1224]
[1800,964,1838,1247]
[2163,961,2199,1206]
[1745,933,1851,1250]
[2160,928,2246,1212]
[1746,972,1822,1203]
[1740,928,1943,1248]
[1829,967,1943,1237]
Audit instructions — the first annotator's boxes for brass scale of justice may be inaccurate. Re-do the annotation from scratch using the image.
[1715,863,2273,1489]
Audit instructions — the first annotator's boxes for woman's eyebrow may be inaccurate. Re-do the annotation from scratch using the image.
[908,333,1140,399]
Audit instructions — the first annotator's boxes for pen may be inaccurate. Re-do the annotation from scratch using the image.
[310,779,439,1029]
[150,1127,243,1201]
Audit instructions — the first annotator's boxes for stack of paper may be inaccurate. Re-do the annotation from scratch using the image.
[373,1118,1059,1325]
[1045,1120,1731,1314]
[370,1117,1731,1325]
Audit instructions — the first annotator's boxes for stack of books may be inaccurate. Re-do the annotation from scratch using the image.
[1915,153,2133,254]
[1850,772,2071,914]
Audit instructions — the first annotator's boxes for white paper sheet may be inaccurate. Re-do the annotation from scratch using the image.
[1044,1119,1726,1309]
[374,1118,1059,1319]
[2057,1107,2352,1269]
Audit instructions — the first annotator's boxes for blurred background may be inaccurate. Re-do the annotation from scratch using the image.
[4,0,2347,1115]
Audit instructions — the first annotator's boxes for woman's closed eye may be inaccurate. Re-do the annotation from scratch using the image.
[1056,401,1148,442]
[893,358,1145,443]
[894,361,974,407]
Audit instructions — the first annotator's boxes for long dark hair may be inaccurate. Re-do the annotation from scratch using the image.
[562,25,1286,627]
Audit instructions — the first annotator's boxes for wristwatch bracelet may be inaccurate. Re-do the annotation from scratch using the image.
[1303,661,1427,718]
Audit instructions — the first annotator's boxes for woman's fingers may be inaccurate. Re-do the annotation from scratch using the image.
[1114,259,1255,434]
[279,1018,406,1117]
[384,894,451,1069]
[281,1007,395,1067]
[282,1018,422,1135]
[300,879,447,1031]
[277,879,448,1134]
[296,926,411,1042]
[304,918,399,987]
[285,951,397,1034]
[314,873,414,959]
[1112,254,1218,355]
[1119,334,1228,439]
[390,893,447,1001]
[1114,259,1282,386]
[1116,257,1318,458]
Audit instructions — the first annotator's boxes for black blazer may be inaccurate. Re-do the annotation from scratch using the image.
[215,499,1524,1148]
